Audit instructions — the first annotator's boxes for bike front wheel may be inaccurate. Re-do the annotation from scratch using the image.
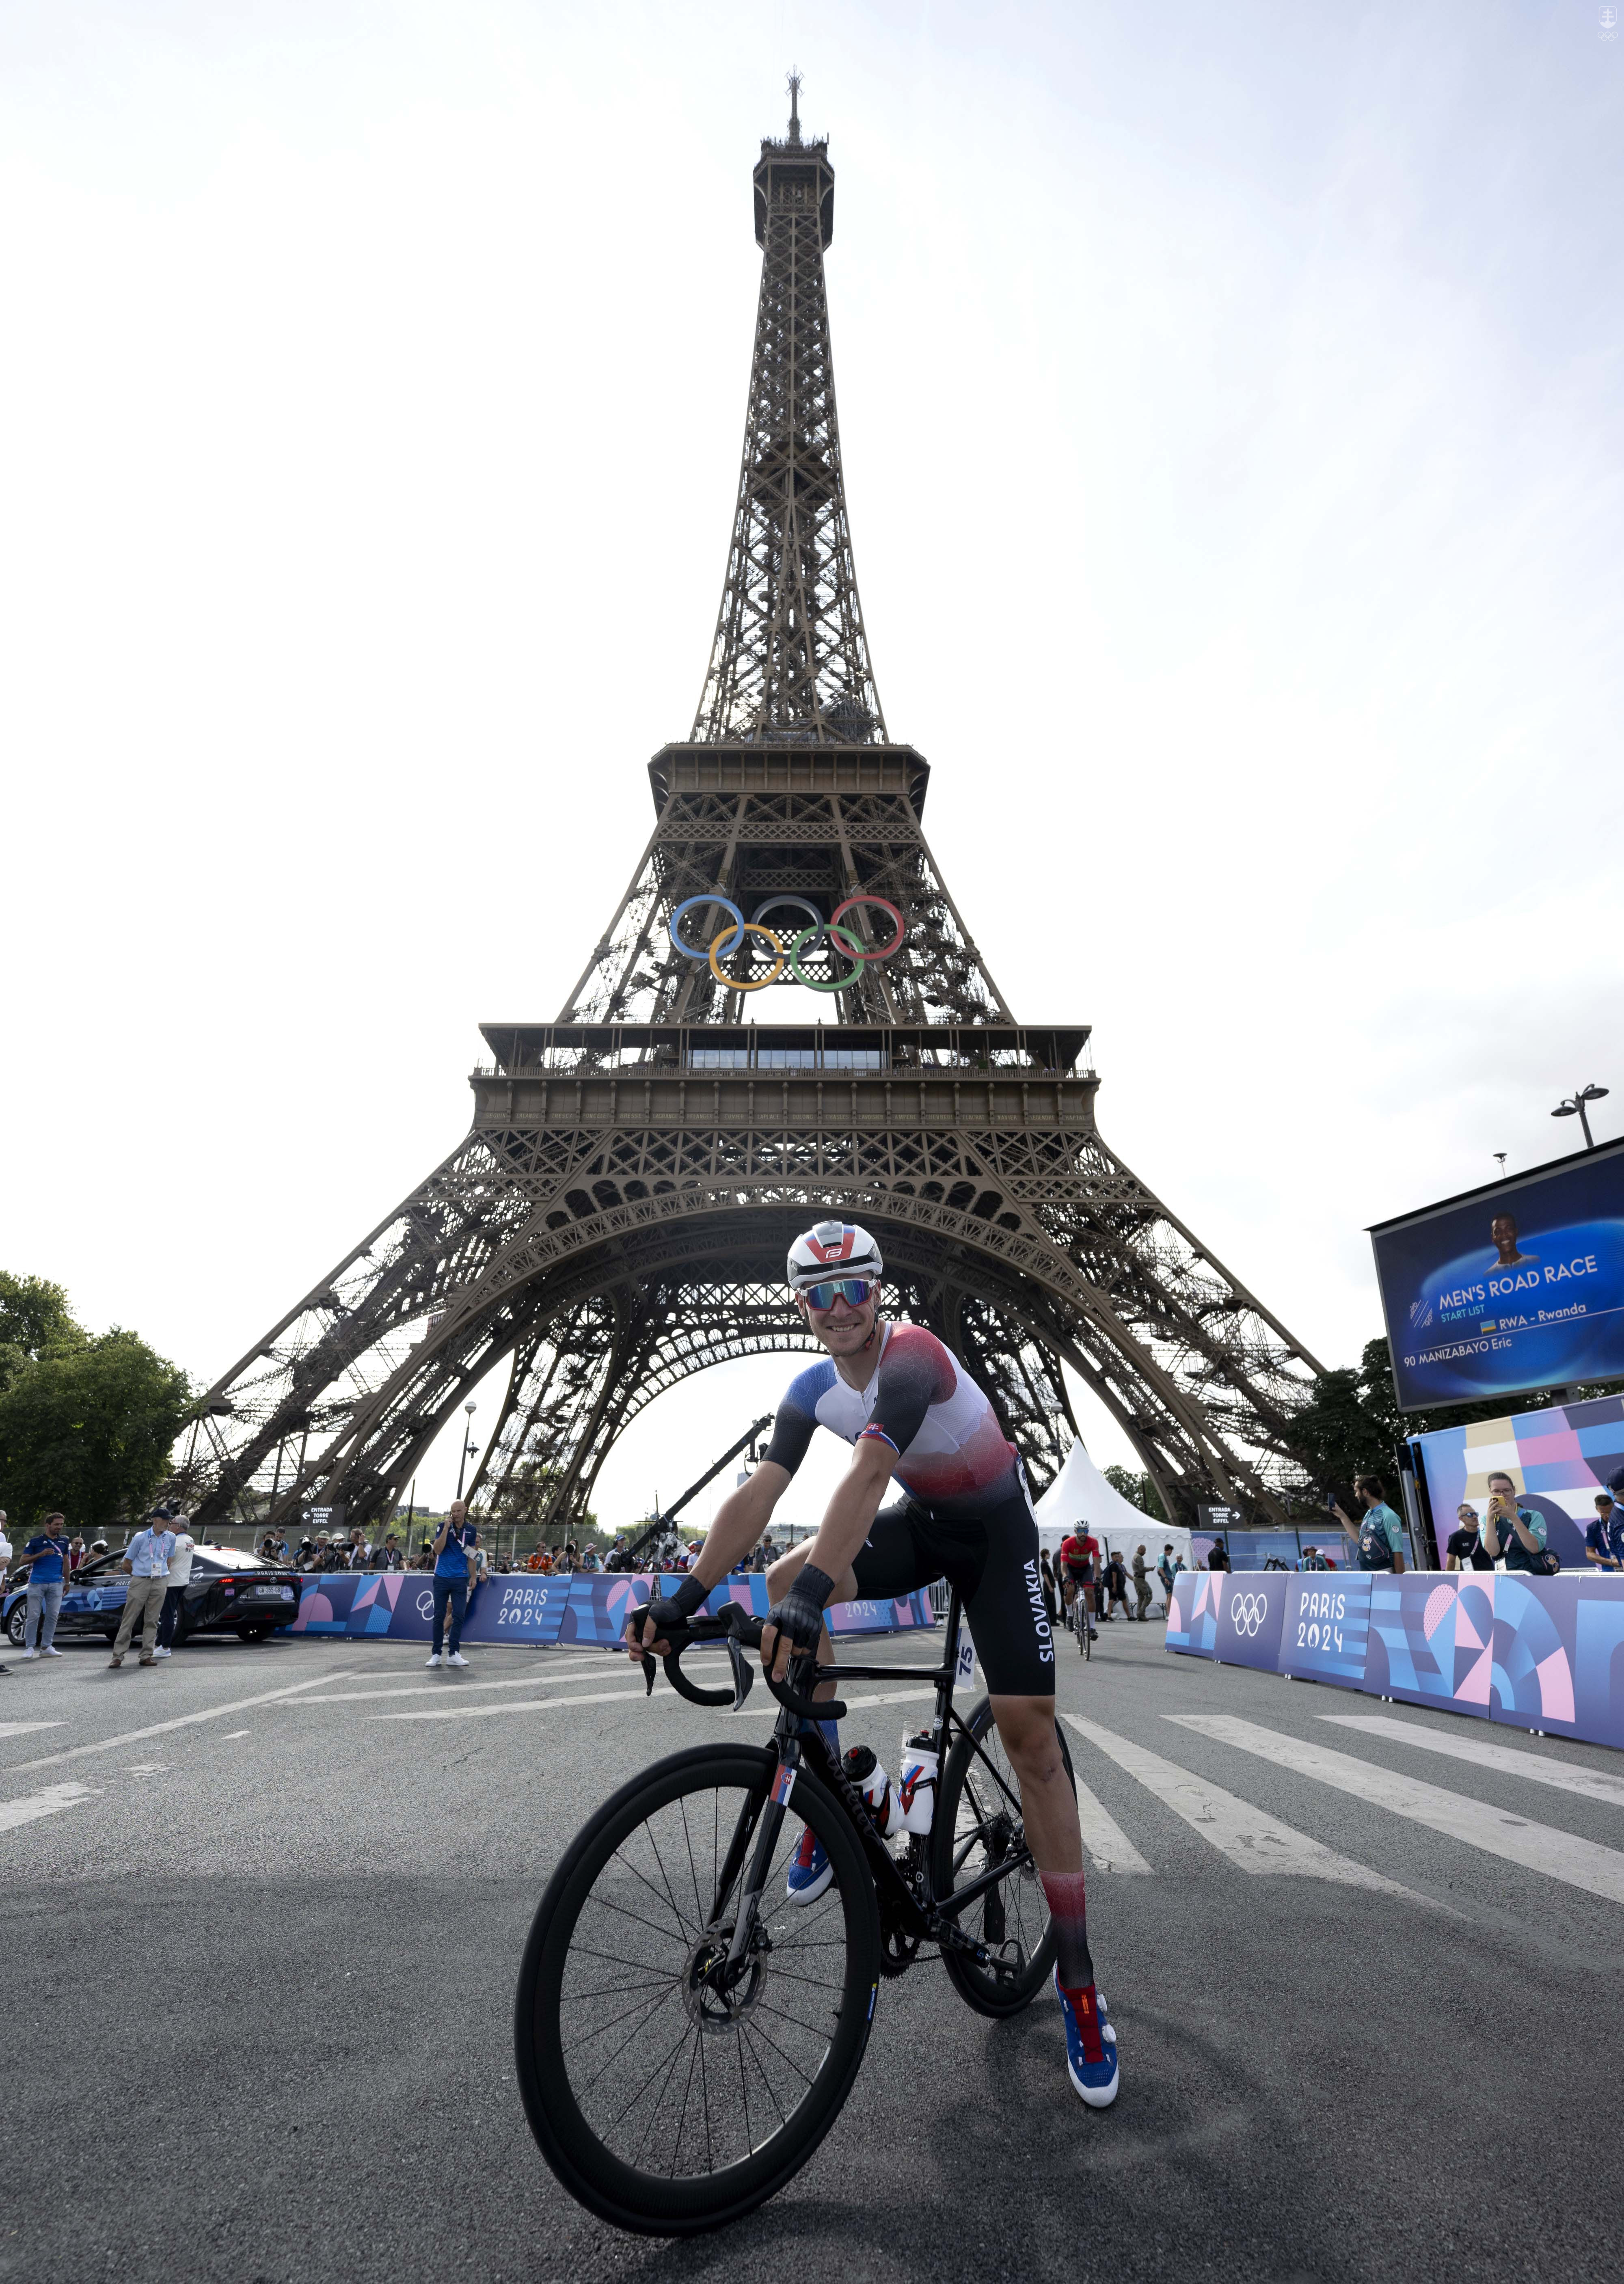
[931,1697,1072,2018]
[515,1744,881,2236]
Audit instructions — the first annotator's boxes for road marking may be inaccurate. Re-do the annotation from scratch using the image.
[728,1688,939,1718]
[1172,1714,1624,1907]
[367,1687,650,1722]
[1072,1774,1154,1875]
[291,1668,627,1705]
[222,1731,251,1740]
[0,1781,96,1833]
[1063,1714,1442,1905]
[1320,1714,1624,1811]
[2,1670,362,1777]
[0,1722,64,1740]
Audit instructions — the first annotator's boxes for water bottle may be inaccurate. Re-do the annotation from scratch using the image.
[842,1744,896,1835]
[893,1730,939,1835]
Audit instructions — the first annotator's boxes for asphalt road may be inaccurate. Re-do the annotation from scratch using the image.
[5,1613,1622,2283]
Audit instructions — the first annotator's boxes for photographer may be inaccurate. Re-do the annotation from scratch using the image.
[1479,1471,1551,1574]
[1332,1477,1407,1574]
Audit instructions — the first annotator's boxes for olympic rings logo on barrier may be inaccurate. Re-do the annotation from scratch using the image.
[668,894,907,994]
[1230,1592,1267,1638]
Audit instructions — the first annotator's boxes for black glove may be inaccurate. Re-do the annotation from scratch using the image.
[766,1563,836,1658]
[625,1570,709,1649]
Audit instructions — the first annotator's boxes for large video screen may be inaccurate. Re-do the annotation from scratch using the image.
[1370,1139,1624,1411]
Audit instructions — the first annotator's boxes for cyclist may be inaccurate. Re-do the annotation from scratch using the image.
[1058,1524,1099,1642]
[626,1219,1119,2107]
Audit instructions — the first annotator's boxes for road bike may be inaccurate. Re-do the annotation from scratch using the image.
[513,1587,1074,2235]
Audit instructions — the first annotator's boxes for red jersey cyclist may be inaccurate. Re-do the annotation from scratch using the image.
[1059,1526,1099,1642]
[626,1219,1119,2108]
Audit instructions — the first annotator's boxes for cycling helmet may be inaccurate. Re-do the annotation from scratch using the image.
[786,1219,884,1293]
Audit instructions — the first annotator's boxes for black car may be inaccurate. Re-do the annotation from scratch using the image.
[4,1545,304,1649]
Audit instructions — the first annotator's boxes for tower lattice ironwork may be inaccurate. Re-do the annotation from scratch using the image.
[180,85,1325,1540]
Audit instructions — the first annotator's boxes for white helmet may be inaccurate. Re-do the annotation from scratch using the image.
[787,1219,884,1294]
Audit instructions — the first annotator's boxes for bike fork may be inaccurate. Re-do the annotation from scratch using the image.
[724,1737,801,1968]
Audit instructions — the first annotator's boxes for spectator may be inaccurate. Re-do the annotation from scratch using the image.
[155,1513,198,1659]
[426,1498,478,1669]
[1333,1477,1408,1574]
[1583,1492,1623,1574]
[376,1533,404,1572]
[1445,1503,1493,1572]
[1480,1473,1550,1573]
[1038,1547,1060,1628]
[1156,1543,1177,1606]
[67,1534,87,1574]
[1105,1548,1131,1619]
[110,1507,177,1668]
[579,1542,602,1574]
[1207,1539,1231,1573]
[346,1528,369,1569]
[0,1508,11,1592]
[1130,1544,1153,1621]
[21,1511,72,1660]
[1300,1544,1330,1572]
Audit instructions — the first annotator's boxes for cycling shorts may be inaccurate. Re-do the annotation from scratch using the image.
[849,1487,1055,1698]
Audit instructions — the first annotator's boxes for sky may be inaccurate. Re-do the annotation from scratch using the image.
[3,2,1621,1532]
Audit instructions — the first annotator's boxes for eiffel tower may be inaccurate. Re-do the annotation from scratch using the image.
[184,81,1324,1539]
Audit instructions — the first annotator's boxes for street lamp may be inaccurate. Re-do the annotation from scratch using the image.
[455,1399,479,1501]
[1551,1083,1609,1151]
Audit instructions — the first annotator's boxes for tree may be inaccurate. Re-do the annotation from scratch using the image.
[0,1270,86,1395]
[0,1328,193,1531]
[1103,1464,1166,1522]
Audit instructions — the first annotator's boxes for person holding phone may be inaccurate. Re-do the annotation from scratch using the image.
[1479,1472,1548,1573]
[1331,1478,1407,1573]
[426,1498,478,1668]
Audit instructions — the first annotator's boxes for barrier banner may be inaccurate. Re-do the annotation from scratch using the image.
[1166,1570,1289,1670]
[288,1571,936,1646]
[1168,1569,1624,1751]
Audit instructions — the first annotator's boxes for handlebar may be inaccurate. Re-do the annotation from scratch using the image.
[628,1601,847,1723]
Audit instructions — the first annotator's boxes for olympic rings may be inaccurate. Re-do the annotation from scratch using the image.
[708,922,786,991]
[669,890,907,993]
[1230,1592,1267,1638]
[669,895,745,960]
[788,922,865,992]
[830,895,904,961]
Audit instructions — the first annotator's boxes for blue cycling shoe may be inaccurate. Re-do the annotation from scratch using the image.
[1055,1971,1119,2108]
[786,1826,834,1904]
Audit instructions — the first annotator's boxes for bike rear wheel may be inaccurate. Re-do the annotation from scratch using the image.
[931,1697,1072,2018]
[515,1743,881,2236]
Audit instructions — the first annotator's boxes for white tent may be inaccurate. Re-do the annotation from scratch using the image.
[1033,1438,1192,1604]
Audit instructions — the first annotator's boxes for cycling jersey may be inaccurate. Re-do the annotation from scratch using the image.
[763,1323,1052,1695]
[763,1323,1022,1517]
[1059,1533,1098,1578]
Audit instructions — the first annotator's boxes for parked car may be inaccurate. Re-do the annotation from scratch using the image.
[4,1545,303,1649]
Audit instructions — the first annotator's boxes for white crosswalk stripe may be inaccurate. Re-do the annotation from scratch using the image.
[1171,1715,1624,1906]
[367,1687,650,1722]
[1062,1713,1443,1906]
[0,1781,96,1833]
[1071,1769,1153,1875]
[1320,1714,1624,1812]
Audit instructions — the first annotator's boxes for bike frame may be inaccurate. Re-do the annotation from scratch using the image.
[713,1587,1032,1986]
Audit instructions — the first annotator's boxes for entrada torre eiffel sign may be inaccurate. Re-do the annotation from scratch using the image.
[188,84,1324,1536]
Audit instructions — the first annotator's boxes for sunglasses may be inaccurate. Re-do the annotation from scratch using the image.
[801,1277,875,1313]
